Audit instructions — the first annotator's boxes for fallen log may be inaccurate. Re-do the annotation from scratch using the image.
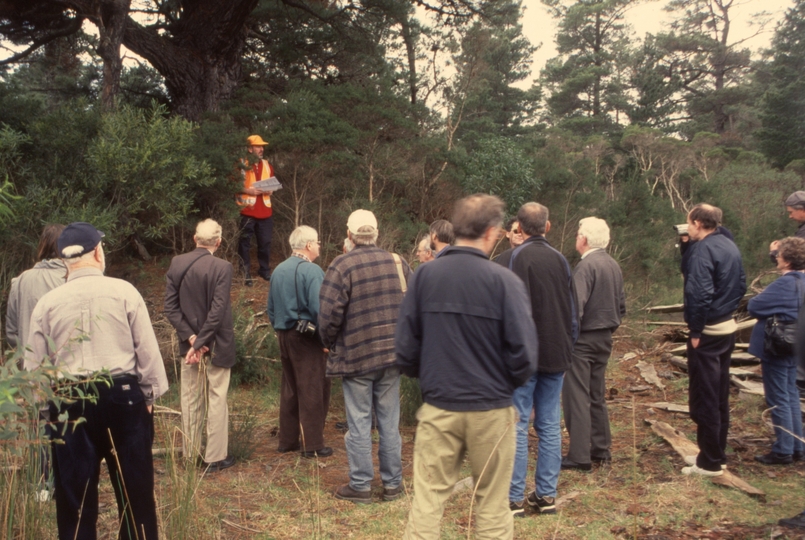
[730,352,761,366]
[645,419,765,498]
[731,376,764,396]
[730,367,761,379]
[645,304,684,313]
[647,402,689,413]
[153,405,181,416]
[667,355,688,370]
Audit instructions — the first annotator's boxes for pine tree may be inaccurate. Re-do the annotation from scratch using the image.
[756,0,805,168]
[540,0,634,136]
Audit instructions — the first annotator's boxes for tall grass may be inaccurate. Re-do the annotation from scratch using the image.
[156,421,205,539]
[0,357,69,539]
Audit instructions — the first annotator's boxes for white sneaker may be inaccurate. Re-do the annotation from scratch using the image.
[682,464,723,477]
[684,455,727,470]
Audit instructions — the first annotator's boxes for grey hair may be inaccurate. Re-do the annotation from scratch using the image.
[417,237,432,253]
[578,217,610,249]
[63,250,96,268]
[351,225,378,246]
[289,225,319,250]
[195,219,222,247]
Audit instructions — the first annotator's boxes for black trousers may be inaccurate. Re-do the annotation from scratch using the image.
[687,333,735,471]
[277,329,331,452]
[50,375,157,540]
[563,329,613,463]
[238,215,273,278]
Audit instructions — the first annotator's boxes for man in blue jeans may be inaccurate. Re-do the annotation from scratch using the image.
[318,209,410,503]
[497,202,578,517]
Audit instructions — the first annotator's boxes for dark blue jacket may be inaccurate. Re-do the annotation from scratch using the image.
[680,226,735,275]
[395,246,538,411]
[683,231,746,339]
[747,272,805,360]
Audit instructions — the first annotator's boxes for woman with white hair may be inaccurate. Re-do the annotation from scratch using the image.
[267,225,332,458]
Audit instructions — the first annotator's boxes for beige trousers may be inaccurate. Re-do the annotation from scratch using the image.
[404,403,517,540]
[181,358,231,463]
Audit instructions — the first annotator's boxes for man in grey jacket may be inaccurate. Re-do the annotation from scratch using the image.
[561,217,626,470]
[165,219,236,472]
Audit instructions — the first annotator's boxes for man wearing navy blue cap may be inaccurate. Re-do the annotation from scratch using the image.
[26,222,168,540]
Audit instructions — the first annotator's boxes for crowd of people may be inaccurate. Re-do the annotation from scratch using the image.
[6,134,805,539]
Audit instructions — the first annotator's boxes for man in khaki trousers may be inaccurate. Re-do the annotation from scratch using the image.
[165,219,237,472]
[395,195,538,539]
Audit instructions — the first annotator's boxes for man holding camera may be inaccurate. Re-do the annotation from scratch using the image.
[319,209,410,503]
[164,219,236,472]
[681,204,746,476]
[268,225,332,457]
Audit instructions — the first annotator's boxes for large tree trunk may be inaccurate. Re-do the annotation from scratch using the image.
[121,0,259,121]
[94,0,130,111]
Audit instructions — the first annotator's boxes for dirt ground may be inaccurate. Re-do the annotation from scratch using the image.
[92,257,805,539]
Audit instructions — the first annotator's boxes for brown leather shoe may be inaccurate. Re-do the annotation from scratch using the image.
[334,484,372,504]
[203,455,235,473]
[383,485,404,501]
[301,447,333,458]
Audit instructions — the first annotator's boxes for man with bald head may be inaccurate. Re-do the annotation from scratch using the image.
[680,203,746,477]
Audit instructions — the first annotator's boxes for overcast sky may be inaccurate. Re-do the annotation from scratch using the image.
[519,0,794,83]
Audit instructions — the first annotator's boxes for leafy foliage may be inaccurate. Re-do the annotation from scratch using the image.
[460,134,538,213]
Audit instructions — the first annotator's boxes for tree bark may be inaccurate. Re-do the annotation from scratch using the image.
[93,0,130,111]
[121,0,259,121]
[399,17,418,105]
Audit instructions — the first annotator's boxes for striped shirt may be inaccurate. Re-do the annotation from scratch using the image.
[318,245,410,377]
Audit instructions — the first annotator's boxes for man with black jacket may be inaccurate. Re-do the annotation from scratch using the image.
[498,202,578,517]
[396,194,537,539]
[681,204,746,477]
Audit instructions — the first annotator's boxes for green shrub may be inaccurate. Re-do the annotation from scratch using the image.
[231,297,279,385]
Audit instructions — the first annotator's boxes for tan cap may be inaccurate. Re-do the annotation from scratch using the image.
[347,209,378,234]
[246,135,269,146]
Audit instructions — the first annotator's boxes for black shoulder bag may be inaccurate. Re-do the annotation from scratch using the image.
[764,273,805,358]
